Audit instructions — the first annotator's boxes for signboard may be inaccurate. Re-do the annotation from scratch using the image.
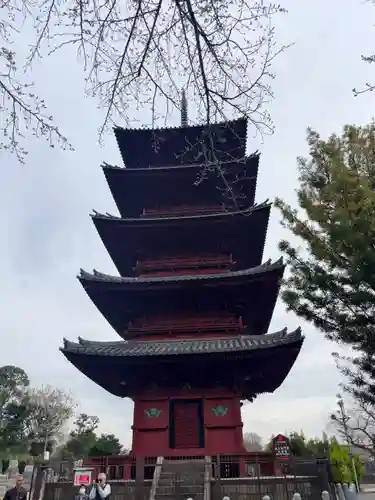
[272,434,291,460]
[73,469,93,486]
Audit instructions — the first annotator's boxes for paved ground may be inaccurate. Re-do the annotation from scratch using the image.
[358,485,375,500]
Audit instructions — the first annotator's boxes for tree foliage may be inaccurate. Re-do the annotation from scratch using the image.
[27,385,75,453]
[61,414,98,460]
[88,434,122,457]
[0,366,124,460]
[60,414,123,459]
[1,0,286,162]
[0,366,31,456]
[275,123,375,403]
[330,437,363,485]
[266,431,330,457]
[0,367,76,458]
[265,430,363,484]
[0,366,29,410]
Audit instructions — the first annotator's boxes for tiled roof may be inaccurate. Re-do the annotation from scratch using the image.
[90,200,270,223]
[114,117,247,134]
[101,153,259,173]
[78,258,284,284]
[61,328,303,357]
[114,118,248,169]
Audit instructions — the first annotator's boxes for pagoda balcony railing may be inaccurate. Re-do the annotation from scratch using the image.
[141,204,226,217]
[82,452,283,480]
[136,254,234,274]
[128,315,244,335]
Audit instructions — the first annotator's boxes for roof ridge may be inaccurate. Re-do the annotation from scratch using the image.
[78,258,284,283]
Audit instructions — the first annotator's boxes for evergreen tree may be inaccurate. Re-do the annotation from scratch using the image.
[88,434,122,457]
[275,123,375,403]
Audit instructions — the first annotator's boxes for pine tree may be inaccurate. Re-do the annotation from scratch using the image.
[275,123,375,403]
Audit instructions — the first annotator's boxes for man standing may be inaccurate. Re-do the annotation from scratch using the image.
[89,473,111,500]
[3,476,27,500]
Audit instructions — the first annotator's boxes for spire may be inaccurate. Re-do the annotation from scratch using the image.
[181,88,188,127]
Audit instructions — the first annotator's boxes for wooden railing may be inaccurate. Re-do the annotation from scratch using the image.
[128,315,244,335]
[136,254,234,275]
[141,205,226,217]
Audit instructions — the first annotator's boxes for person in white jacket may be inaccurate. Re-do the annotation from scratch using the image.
[89,473,111,500]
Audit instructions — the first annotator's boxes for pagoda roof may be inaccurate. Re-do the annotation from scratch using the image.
[79,258,283,285]
[60,328,304,399]
[78,259,285,336]
[102,154,259,217]
[62,328,302,357]
[91,202,271,275]
[114,118,248,169]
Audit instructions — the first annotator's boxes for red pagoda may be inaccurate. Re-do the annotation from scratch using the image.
[61,116,304,459]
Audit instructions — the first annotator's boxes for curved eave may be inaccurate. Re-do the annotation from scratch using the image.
[61,328,302,356]
[102,153,259,174]
[114,118,248,169]
[77,260,285,335]
[78,258,284,287]
[92,200,269,224]
[70,326,292,348]
[102,155,259,217]
[91,202,271,275]
[60,329,304,398]
[262,336,304,394]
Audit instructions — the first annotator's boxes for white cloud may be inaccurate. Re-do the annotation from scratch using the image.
[0,0,373,449]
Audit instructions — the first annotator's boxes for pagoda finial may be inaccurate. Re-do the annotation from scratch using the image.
[181,88,188,127]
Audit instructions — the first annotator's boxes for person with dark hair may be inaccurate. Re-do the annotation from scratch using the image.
[74,485,89,500]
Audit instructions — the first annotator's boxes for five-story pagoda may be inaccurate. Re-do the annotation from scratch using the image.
[61,112,304,458]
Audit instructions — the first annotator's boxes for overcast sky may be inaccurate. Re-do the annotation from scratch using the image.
[0,0,374,449]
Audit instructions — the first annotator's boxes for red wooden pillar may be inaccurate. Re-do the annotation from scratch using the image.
[239,456,246,477]
[124,462,132,480]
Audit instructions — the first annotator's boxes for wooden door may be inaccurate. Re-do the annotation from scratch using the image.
[172,400,202,449]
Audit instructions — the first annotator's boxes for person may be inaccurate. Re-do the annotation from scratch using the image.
[89,473,111,500]
[75,485,89,500]
[3,476,27,500]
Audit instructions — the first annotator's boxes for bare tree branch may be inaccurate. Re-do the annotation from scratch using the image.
[27,0,286,134]
[243,431,263,452]
[331,394,375,457]
[353,0,375,97]
[1,0,286,164]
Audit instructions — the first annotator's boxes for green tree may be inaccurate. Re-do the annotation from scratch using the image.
[72,414,99,435]
[330,438,363,484]
[0,366,30,457]
[0,366,29,410]
[61,414,99,460]
[89,434,122,457]
[266,432,330,457]
[275,124,375,403]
